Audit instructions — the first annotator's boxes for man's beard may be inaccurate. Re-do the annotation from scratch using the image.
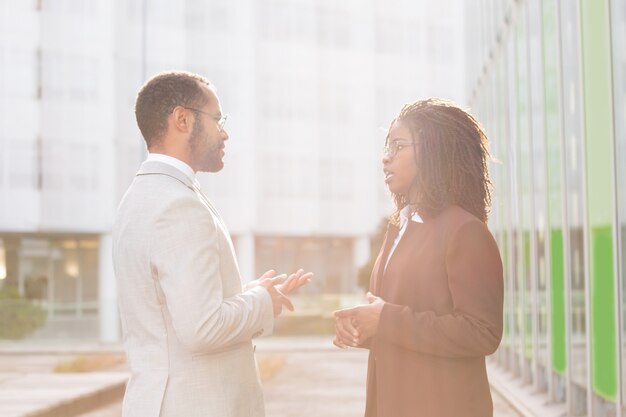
[189,121,223,172]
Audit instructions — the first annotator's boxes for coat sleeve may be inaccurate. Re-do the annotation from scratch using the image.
[354,243,390,350]
[151,196,274,353]
[376,220,503,357]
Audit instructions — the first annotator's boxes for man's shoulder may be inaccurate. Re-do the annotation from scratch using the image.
[115,174,201,228]
[125,174,196,205]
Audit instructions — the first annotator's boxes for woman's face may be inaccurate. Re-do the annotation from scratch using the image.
[382,120,418,197]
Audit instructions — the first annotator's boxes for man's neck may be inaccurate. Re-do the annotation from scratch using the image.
[146,153,195,182]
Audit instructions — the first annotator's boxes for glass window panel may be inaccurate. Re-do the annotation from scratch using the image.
[559,1,588,414]
[579,0,618,414]
[506,37,524,377]
[491,55,512,367]
[516,6,534,384]
[499,49,517,373]
[528,0,550,392]
[78,239,99,315]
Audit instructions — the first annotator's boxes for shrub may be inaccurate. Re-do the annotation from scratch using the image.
[54,354,126,373]
[0,286,47,339]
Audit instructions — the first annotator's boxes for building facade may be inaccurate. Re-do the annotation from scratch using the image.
[466,0,626,416]
[0,0,465,341]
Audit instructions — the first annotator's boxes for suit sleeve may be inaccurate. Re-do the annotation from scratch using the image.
[376,220,503,357]
[151,196,274,353]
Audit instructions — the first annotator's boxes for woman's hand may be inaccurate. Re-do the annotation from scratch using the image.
[333,292,386,346]
[333,316,359,349]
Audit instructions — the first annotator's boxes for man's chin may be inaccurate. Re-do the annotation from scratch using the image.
[197,160,224,173]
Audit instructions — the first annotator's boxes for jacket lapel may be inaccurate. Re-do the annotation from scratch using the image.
[192,180,223,222]
[373,223,399,296]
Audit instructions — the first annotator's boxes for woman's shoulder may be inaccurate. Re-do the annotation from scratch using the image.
[437,205,484,227]
[440,207,502,268]
[433,205,495,242]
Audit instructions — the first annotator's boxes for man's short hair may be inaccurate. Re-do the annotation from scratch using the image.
[135,71,210,148]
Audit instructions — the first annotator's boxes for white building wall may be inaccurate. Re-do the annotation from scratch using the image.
[0,0,466,339]
[0,2,41,231]
[38,1,116,232]
[2,0,466,236]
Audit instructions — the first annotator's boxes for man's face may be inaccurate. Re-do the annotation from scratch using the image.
[188,85,229,172]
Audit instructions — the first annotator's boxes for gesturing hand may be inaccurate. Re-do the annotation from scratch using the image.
[333,292,385,346]
[245,269,313,317]
[256,270,291,317]
[276,269,313,294]
[244,269,313,293]
[261,281,293,317]
[243,269,287,292]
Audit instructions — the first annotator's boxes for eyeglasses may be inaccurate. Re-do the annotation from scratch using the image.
[183,107,228,131]
[383,139,416,157]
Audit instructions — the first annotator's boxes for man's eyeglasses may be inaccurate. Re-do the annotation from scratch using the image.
[383,139,416,157]
[183,107,228,131]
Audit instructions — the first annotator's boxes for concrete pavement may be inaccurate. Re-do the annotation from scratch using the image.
[263,348,368,417]
[258,336,521,417]
[1,336,525,417]
[0,350,127,417]
[0,372,127,417]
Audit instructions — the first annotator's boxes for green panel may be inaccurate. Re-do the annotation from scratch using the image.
[580,0,617,400]
[590,227,617,399]
[550,229,566,374]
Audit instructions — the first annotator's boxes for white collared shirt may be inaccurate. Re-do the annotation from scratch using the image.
[146,153,195,183]
[384,205,423,272]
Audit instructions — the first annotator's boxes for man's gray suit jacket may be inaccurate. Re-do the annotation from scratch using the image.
[112,160,273,417]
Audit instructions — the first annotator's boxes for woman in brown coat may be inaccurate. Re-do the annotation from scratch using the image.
[334,99,504,417]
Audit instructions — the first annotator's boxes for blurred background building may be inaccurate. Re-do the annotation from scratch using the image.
[466,0,625,416]
[0,0,465,341]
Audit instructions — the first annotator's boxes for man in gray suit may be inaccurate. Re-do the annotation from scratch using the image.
[113,71,311,417]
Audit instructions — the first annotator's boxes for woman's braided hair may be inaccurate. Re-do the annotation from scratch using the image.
[390,98,493,225]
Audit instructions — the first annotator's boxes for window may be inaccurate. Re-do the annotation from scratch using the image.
[559,1,588,413]
[611,0,626,410]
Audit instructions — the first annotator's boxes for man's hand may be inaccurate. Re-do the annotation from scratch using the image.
[276,269,313,294]
[243,269,313,293]
[333,292,385,346]
[243,269,287,292]
[244,269,313,317]
[260,280,294,317]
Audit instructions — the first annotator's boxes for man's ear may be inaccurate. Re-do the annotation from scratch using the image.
[171,106,192,133]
